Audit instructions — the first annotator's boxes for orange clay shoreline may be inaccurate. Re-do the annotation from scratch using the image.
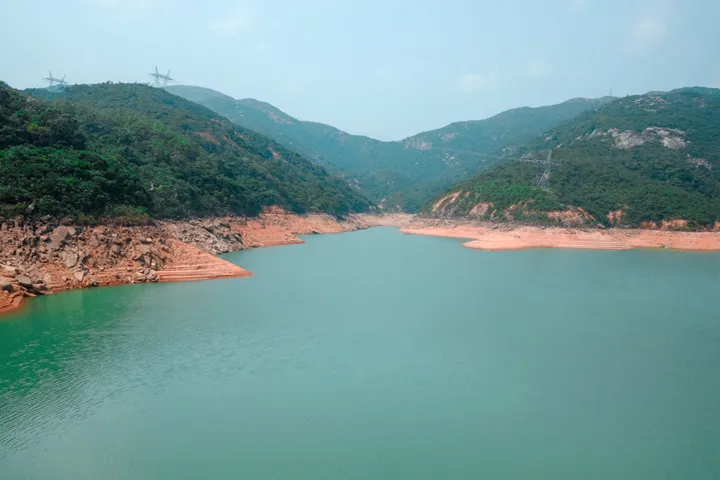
[3,213,720,317]
[398,221,720,251]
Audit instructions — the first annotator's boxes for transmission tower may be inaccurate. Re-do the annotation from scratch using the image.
[43,71,68,88]
[522,150,557,190]
[149,66,175,87]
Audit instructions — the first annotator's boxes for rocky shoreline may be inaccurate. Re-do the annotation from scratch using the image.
[5,212,718,316]
[1,211,369,317]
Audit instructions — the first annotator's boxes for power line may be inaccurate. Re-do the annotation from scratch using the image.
[522,150,557,190]
[149,66,175,87]
[43,71,68,88]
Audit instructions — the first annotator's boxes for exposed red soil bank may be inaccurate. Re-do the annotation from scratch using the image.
[399,221,720,251]
[158,240,251,283]
[238,213,367,248]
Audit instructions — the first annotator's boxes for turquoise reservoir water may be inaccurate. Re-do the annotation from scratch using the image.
[1,227,719,479]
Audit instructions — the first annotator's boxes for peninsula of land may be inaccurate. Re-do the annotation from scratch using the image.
[399,218,720,251]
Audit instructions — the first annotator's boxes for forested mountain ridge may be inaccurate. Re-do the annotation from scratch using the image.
[426,87,720,229]
[0,81,370,220]
[401,96,614,161]
[166,85,609,211]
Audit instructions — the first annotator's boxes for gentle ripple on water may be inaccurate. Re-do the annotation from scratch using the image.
[1,228,720,479]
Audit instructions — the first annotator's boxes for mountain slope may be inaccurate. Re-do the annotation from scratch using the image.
[0,81,369,220]
[426,87,720,229]
[166,85,609,210]
[403,97,614,161]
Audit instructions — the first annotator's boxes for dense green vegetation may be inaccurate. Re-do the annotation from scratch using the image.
[167,85,608,211]
[0,81,370,220]
[427,88,720,228]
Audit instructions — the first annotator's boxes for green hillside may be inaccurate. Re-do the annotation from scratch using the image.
[167,85,608,211]
[0,81,370,220]
[426,87,720,229]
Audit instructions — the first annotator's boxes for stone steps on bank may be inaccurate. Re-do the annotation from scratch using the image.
[158,240,250,282]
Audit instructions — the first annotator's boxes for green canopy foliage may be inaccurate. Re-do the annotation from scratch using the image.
[0,81,370,220]
[425,88,720,228]
[167,85,609,211]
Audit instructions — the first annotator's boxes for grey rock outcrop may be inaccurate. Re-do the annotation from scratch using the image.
[49,226,77,249]
[15,275,34,289]
[1,277,14,292]
[63,252,79,268]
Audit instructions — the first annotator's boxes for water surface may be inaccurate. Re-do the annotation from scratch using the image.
[1,227,719,479]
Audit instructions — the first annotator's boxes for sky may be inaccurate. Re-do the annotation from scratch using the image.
[2,0,719,140]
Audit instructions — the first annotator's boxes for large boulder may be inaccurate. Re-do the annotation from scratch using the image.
[0,277,14,292]
[1,264,19,276]
[150,247,167,262]
[135,244,151,255]
[62,251,79,268]
[49,226,77,249]
[15,275,34,289]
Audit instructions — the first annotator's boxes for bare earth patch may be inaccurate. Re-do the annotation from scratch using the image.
[607,209,625,226]
[469,202,493,217]
[431,192,461,213]
[400,219,720,252]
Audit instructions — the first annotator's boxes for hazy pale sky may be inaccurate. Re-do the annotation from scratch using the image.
[2,0,719,139]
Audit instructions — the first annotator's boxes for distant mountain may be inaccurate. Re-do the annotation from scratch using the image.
[425,87,720,229]
[167,85,610,211]
[0,82,369,220]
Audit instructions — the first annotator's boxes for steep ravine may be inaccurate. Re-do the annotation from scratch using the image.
[1,211,369,316]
